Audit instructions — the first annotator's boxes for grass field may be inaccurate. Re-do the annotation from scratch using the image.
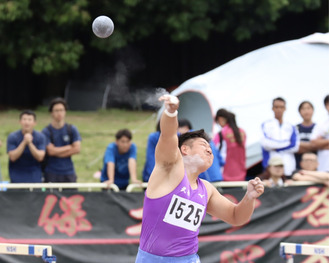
[0,108,157,183]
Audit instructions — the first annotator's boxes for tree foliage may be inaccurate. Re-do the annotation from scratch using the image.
[0,0,324,75]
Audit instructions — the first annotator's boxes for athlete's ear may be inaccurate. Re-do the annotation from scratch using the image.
[180,144,189,156]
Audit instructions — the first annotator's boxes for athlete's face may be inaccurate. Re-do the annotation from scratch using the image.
[20,114,36,133]
[187,138,213,170]
[51,103,66,122]
[116,136,131,154]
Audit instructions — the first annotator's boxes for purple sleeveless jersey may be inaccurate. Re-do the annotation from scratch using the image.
[139,173,208,257]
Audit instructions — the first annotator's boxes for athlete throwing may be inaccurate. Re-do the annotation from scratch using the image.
[136,95,264,263]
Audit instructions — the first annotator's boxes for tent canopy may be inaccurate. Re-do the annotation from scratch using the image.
[167,33,329,168]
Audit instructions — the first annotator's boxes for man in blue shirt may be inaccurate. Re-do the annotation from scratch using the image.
[42,98,81,182]
[7,110,46,183]
[142,122,160,182]
[101,129,141,190]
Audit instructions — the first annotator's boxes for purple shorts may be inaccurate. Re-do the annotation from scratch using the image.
[135,248,201,263]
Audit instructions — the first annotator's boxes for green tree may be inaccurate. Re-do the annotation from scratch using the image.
[0,0,89,74]
[0,0,325,75]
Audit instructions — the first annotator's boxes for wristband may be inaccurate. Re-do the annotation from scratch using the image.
[164,109,178,118]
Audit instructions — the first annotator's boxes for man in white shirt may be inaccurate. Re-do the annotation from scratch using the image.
[310,95,329,172]
[260,97,300,176]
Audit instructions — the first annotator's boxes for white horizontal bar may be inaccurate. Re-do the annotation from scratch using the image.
[0,243,51,256]
[280,242,329,256]
[0,181,317,193]
[0,183,119,192]
[0,243,56,263]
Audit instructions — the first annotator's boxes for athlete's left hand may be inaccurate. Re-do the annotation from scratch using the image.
[246,177,264,199]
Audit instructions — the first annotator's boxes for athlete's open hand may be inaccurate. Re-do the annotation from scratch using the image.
[159,94,179,113]
[246,177,264,200]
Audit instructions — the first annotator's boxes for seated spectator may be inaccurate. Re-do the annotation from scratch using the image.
[213,108,246,181]
[7,110,46,183]
[142,122,160,182]
[298,152,318,172]
[292,152,329,186]
[260,156,289,187]
[295,101,316,169]
[100,129,141,190]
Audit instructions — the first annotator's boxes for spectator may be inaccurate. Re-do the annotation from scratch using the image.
[142,122,160,182]
[260,97,299,176]
[7,110,46,183]
[42,97,81,183]
[310,94,329,172]
[100,129,141,190]
[177,118,192,134]
[295,101,316,169]
[298,152,318,172]
[213,108,246,181]
[292,152,329,186]
[260,156,288,187]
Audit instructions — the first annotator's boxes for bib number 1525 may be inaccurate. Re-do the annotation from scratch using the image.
[163,194,205,232]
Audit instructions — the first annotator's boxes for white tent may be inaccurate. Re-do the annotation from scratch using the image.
[167,33,329,169]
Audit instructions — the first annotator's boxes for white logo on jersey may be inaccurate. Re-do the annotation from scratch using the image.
[180,187,187,194]
[198,193,205,199]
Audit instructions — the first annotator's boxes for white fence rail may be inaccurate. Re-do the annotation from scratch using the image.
[0,181,317,192]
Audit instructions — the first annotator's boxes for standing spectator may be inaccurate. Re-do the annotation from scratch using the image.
[310,94,329,172]
[295,101,316,169]
[42,98,81,183]
[260,97,299,176]
[100,129,141,190]
[142,122,160,182]
[213,108,246,181]
[7,110,46,183]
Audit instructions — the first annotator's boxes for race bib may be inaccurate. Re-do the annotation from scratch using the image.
[163,194,205,232]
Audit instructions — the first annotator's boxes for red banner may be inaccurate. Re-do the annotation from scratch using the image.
[0,186,328,263]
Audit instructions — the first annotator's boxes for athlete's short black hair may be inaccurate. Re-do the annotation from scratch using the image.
[178,129,210,149]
